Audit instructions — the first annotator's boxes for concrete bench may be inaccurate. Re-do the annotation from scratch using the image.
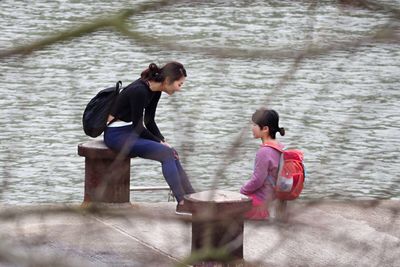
[78,140,173,204]
[184,190,252,266]
[78,140,131,203]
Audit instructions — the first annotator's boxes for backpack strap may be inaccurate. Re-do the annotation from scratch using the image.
[116,81,122,92]
[107,81,123,126]
[267,175,276,187]
[262,142,285,188]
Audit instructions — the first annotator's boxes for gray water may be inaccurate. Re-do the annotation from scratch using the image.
[1,0,399,204]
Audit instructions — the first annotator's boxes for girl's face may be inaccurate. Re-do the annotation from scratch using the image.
[163,76,185,95]
[252,123,268,139]
[252,123,262,138]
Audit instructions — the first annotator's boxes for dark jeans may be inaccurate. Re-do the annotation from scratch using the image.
[104,125,195,202]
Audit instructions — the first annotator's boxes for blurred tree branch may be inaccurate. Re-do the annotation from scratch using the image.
[1,1,399,61]
[0,0,178,59]
[1,0,399,266]
[338,0,400,17]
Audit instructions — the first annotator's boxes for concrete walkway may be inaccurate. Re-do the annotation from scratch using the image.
[0,199,399,267]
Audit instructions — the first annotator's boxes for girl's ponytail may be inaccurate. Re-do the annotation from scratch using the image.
[278,127,285,136]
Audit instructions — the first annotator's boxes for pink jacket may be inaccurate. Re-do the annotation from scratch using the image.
[240,143,283,202]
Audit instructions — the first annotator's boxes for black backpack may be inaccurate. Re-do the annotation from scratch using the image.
[82,81,123,137]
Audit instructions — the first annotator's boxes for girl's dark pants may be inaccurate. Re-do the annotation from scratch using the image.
[104,125,195,202]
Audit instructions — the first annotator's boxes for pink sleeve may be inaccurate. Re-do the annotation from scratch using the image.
[240,148,272,195]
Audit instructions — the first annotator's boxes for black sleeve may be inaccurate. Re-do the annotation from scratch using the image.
[129,88,162,142]
[144,92,165,142]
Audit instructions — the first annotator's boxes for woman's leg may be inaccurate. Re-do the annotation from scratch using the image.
[173,155,195,195]
[133,139,190,202]
[105,127,194,202]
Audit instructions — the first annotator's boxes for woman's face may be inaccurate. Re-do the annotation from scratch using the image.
[163,76,185,95]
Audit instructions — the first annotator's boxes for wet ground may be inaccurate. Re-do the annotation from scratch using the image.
[0,199,399,267]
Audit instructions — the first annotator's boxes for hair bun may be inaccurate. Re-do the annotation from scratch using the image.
[279,127,285,136]
[149,63,158,71]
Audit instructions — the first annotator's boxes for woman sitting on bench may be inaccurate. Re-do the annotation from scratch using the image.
[104,62,195,215]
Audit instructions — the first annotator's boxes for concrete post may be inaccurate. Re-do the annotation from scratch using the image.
[78,140,131,203]
[185,190,252,266]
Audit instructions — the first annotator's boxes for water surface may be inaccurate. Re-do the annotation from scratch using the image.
[0,0,399,203]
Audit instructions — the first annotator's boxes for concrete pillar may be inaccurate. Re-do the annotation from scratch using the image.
[78,140,131,203]
[185,190,252,266]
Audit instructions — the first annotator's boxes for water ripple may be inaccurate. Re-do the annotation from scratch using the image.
[0,0,399,203]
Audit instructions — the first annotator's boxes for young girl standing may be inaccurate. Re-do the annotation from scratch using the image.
[240,108,285,220]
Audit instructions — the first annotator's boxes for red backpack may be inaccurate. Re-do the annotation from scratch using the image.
[263,143,305,200]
